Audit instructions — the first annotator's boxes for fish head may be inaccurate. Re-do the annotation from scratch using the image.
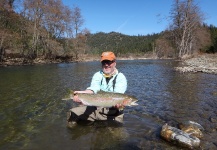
[123,95,138,106]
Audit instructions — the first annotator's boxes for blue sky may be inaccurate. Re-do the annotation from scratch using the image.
[63,0,217,36]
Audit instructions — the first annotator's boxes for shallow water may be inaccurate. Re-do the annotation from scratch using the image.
[0,60,217,150]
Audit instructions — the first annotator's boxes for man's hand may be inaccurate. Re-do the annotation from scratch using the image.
[114,103,125,110]
[72,90,94,103]
[73,92,81,103]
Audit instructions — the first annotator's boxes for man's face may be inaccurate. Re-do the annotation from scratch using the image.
[101,60,116,74]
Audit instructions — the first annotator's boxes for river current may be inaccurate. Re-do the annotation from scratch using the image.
[0,59,217,150]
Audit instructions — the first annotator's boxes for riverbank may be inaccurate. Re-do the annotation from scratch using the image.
[0,53,157,66]
[0,58,65,67]
[175,54,217,74]
[1,54,217,75]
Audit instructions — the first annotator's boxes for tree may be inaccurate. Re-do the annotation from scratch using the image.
[22,0,45,58]
[169,0,204,58]
[71,6,84,38]
[0,0,15,11]
[0,1,24,61]
[43,0,72,38]
[42,0,72,58]
[68,5,85,60]
[0,30,7,62]
[208,24,217,53]
[22,0,73,58]
[155,32,175,58]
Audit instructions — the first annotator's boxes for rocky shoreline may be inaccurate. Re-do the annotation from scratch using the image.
[175,54,217,75]
[0,57,75,67]
[1,54,217,75]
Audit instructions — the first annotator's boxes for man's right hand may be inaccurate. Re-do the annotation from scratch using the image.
[73,92,81,103]
[72,90,94,103]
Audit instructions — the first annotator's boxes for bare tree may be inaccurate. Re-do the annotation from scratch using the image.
[21,0,73,58]
[43,0,72,38]
[69,5,85,60]
[42,0,72,58]
[71,6,84,38]
[71,29,89,60]
[22,0,45,58]
[0,31,6,62]
[155,32,175,58]
[169,0,204,58]
[0,0,15,11]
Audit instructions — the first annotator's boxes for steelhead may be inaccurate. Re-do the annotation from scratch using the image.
[62,91,138,108]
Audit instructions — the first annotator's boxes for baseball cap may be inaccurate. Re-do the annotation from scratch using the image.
[101,51,116,62]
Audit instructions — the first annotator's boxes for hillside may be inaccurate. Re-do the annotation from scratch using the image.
[86,32,160,56]
[0,8,217,66]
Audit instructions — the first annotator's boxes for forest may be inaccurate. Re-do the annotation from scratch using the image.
[0,0,217,65]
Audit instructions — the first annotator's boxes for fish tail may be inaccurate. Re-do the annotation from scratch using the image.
[61,98,71,101]
[62,90,74,100]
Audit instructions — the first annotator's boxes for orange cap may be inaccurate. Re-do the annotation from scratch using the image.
[101,51,116,62]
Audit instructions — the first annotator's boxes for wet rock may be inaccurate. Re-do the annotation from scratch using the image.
[160,123,200,149]
[178,121,204,139]
[211,125,217,132]
[209,116,217,123]
[211,91,217,96]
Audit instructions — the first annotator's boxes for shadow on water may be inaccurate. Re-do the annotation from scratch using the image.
[0,60,217,149]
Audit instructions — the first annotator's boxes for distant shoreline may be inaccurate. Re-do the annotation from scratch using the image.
[1,54,217,75]
[0,54,159,67]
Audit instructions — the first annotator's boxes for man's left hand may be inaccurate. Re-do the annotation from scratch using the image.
[114,103,125,109]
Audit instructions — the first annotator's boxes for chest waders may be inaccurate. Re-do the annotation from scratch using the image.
[100,73,119,92]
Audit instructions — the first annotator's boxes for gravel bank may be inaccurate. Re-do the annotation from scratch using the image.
[175,54,217,75]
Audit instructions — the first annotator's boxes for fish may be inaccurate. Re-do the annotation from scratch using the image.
[62,90,138,108]
[161,123,200,149]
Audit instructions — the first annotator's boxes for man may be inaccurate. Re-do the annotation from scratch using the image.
[67,51,127,127]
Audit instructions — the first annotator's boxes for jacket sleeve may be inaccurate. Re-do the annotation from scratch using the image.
[86,72,102,94]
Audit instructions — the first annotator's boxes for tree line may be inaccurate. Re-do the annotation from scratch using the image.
[86,32,160,57]
[0,0,217,65]
[0,0,87,63]
[155,0,217,58]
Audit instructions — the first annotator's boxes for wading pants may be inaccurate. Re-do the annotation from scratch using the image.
[67,106,124,123]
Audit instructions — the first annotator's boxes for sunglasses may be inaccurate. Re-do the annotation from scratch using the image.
[101,60,115,65]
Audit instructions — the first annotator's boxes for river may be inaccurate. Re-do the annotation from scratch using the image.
[0,59,217,150]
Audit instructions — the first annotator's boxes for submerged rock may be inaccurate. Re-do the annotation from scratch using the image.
[209,116,217,123]
[179,121,204,139]
[161,123,200,149]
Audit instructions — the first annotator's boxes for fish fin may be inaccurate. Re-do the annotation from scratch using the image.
[97,91,107,94]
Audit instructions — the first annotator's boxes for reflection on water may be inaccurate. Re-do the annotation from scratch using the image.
[0,60,217,150]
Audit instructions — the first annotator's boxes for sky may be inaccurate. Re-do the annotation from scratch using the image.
[62,0,217,36]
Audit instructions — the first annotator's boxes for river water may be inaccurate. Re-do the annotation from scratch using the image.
[0,59,217,150]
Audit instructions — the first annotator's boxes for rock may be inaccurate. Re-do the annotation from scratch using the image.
[175,54,217,74]
[210,116,217,123]
[178,121,204,139]
[161,123,200,149]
